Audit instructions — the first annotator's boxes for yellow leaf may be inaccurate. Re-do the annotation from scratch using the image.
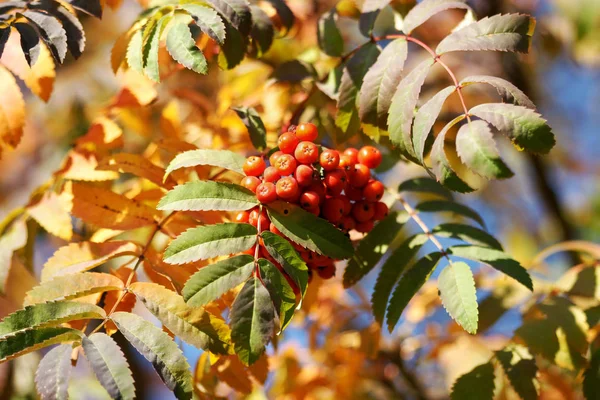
[104,265,137,336]
[0,65,25,150]
[160,100,182,139]
[27,192,73,241]
[41,240,141,282]
[66,181,158,230]
[213,356,253,394]
[96,153,174,188]
[56,150,119,181]
[112,71,157,108]
[75,117,124,150]
[0,219,28,294]
[0,30,55,102]
[111,19,147,73]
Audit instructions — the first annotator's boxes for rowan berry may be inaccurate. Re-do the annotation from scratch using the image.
[306,206,320,216]
[263,166,281,183]
[338,216,356,231]
[235,211,250,223]
[295,164,316,187]
[324,169,347,196]
[349,163,371,188]
[363,180,385,202]
[308,182,326,202]
[241,176,260,193]
[278,132,300,154]
[269,151,284,166]
[256,182,277,204]
[300,191,320,210]
[275,154,297,176]
[373,202,389,221]
[294,141,319,164]
[358,146,382,169]
[343,148,359,164]
[344,185,363,201]
[249,209,270,231]
[243,156,266,177]
[322,197,345,223]
[338,196,352,215]
[296,122,318,142]
[339,154,355,171]
[316,262,336,279]
[319,149,340,171]
[269,223,282,235]
[356,220,374,233]
[352,201,375,222]
[276,176,299,200]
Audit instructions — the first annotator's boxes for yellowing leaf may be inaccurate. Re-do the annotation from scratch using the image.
[66,182,158,230]
[27,192,73,241]
[41,240,141,282]
[56,150,119,181]
[111,19,147,73]
[0,65,25,150]
[97,153,173,188]
[104,265,137,336]
[75,117,124,150]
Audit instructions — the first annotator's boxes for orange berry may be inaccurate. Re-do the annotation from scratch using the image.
[256,182,277,204]
[276,176,300,200]
[352,201,375,222]
[319,149,340,171]
[356,220,374,233]
[295,164,316,187]
[294,141,319,164]
[358,146,382,169]
[300,191,320,210]
[343,148,359,164]
[275,154,297,176]
[241,176,260,193]
[235,211,250,223]
[269,151,284,166]
[243,156,266,177]
[278,132,300,154]
[263,166,281,183]
[373,202,389,221]
[363,180,385,202]
[296,122,318,141]
[322,197,344,223]
[349,163,371,188]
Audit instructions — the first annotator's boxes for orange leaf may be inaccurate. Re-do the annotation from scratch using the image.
[75,117,124,150]
[27,192,73,241]
[56,150,119,181]
[104,265,137,335]
[66,181,158,230]
[0,65,25,150]
[0,219,28,294]
[41,240,142,282]
[96,153,174,189]
[213,356,253,394]
[248,353,269,384]
[144,247,197,293]
[111,71,157,108]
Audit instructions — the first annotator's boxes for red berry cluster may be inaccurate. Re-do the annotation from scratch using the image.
[236,123,388,282]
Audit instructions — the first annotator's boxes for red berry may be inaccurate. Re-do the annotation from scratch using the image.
[243,156,266,177]
[339,154,355,171]
[276,176,300,200]
[294,141,319,164]
[343,148,359,165]
[352,201,375,222]
[373,202,389,221]
[319,149,340,171]
[249,208,270,231]
[296,122,318,142]
[306,206,320,216]
[349,163,371,188]
[300,191,320,210]
[358,146,382,169]
[269,222,282,235]
[256,182,277,203]
[263,166,281,183]
[269,151,284,166]
[278,132,300,154]
[363,180,385,202]
[274,154,297,176]
[241,176,260,193]
[344,185,363,201]
[316,262,336,279]
[338,196,352,215]
[235,211,250,223]
[356,220,374,233]
[338,216,356,231]
[324,169,347,196]
[308,181,326,202]
[322,197,344,223]
[295,164,316,187]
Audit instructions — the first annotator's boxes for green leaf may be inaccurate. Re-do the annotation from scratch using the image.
[437,13,536,54]
[358,38,408,131]
[166,23,208,75]
[450,362,495,400]
[25,272,124,306]
[183,255,255,307]
[205,0,252,37]
[336,43,381,136]
[230,277,276,365]
[317,9,343,57]
[469,103,555,154]
[583,347,600,400]
[266,201,353,260]
[180,4,226,44]
[460,75,535,109]
[344,211,409,288]
[14,22,41,66]
[218,20,246,69]
[0,27,11,60]
[456,119,514,179]
[265,0,295,34]
[402,0,470,34]
[82,333,136,400]
[432,223,502,250]
[372,234,428,324]
[31,1,85,59]
[415,200,485,227]
[111,312,193,400]
[261,231,309,298]
[386,252,442,332]
[130,282,232,355]
[388,58,434,161]
[21,10,67,62]
[0,301,105,339]
[164,223,257,265]
[232,107,267,151]
[250,5,274,56]
[258,259,296,331]
[35,344,72,400]
[413,86,456,164]
[398,177,453,200]
[448,245,533,290]
[0,327,82,362]
[143,14,171,82]
[157,181,258,212]
[164,149,246,179]
[70,0,102,18]
[270,60,316,83]
[430,115,475,193]
[438,261,479,334]
[126,26,144,73]
[359,0,391,36]
[495,345,539,400]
